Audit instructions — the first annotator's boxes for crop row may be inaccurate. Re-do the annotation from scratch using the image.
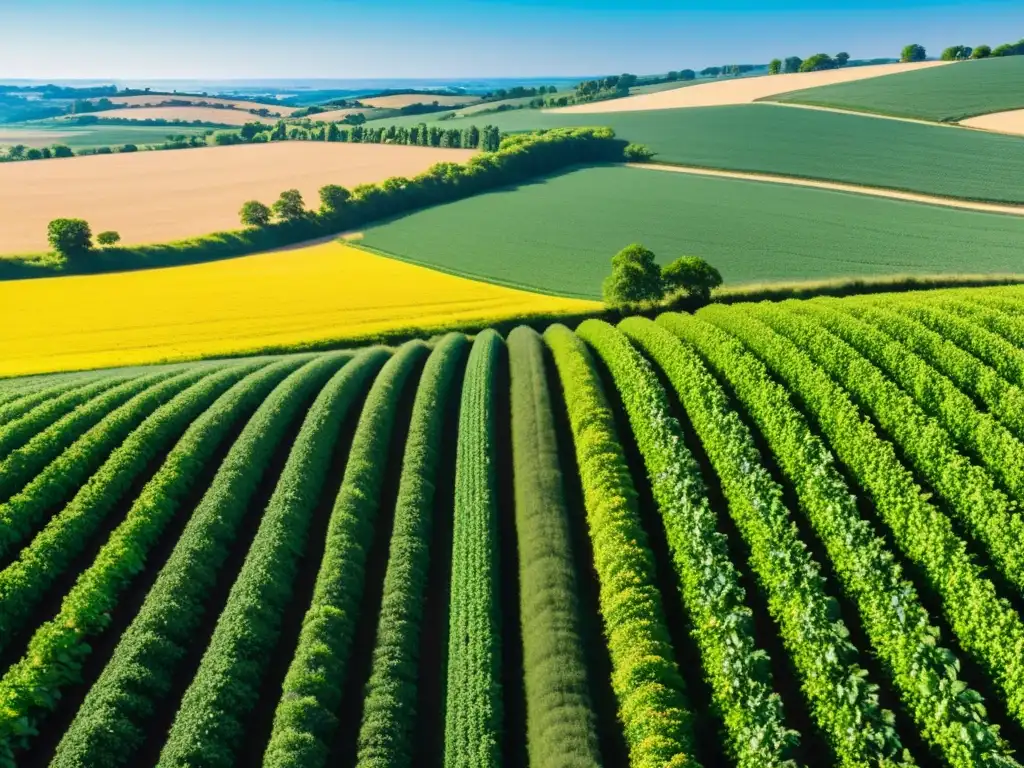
[263,341,429,768]
[763,303,1024,595]
[356,333,471,768]
[577,319,798,768]
[695,304,1024,760]
[543,323,696,768]
[936,294,1024,348]
[50,353,351,768]
[627,315,912,767]
[444,330,506,768]
[504,326,601,768]
[0,359,299,764]
[0,376,99,427]
[0,367,216,558]
[156,348,389,767]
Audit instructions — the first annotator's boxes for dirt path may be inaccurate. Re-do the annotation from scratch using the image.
[762,101,960,128]
[626,162,1024,217]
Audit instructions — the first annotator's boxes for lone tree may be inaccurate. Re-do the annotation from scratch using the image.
[602,244,664,306]
[901,44,927,62]
[835,51,850,67]
[662,256,723,302]
[272,189,306,222]
[768,58,782,75]
[239,200,271,227]
[96,231,121,247]
[47,218,92,258]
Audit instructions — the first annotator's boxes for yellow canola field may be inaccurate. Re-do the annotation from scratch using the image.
[0,242,600,377]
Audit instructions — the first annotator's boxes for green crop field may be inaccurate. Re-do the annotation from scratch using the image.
[771,55,1024,121]
[357,165,1024,298]
[366,103,1024,204]
[4,286,1024,768]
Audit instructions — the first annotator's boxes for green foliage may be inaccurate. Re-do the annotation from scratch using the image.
[602,243,664,307]
[622,142,655,161]
[577,319,798,768]
[835,51,850,66]
[47,218,92,257]
[783,56,803,73]
[272,189,307,222]
[355,334,470,767]
[973,44,992,58]
[96,231,121,247]
[543,323,696,768]
[157,349,389,768]
[318,183,351,215]
[768,58,782,75]
[799,53,836,72]
[49,355,349,768]
[901,43,927,62]
[239,200,271,227]
[942,45,973,61]
[262,342,427,768]
[661,256,723,301]
[505,326,601,768]
[444,330,505,768]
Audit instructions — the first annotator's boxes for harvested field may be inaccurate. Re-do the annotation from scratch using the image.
[962,108,1024,136]
[0,242,598,376]
[74,106,278,125]
[360,93,480,108]
[0,142,476,254]
[301,107,380,122]
[551,60,949,113]
[95,94,298,115]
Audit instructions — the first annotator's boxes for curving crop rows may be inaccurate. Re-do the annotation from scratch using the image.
[4,285,1024,766]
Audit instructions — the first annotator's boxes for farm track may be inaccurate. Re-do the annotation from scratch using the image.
[629,162,1024,217]
[8,285,1024,766]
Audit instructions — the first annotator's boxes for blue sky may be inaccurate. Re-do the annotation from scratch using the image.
[3,0,1022,79]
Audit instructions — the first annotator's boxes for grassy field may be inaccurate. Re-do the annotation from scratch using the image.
[5,286,1024,768]
[365,104,1024,204]
[0,123,210,149]
[771,55,1024,121]
[0,142,475,254]
[0,241,597,376]
[358,165,1024,298]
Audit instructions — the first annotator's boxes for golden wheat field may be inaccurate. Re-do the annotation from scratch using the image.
[0,142,476,254]
[94,94,298,115]
[77,106,278,125]
[360,93,480,108]
[0,242,599,376]
[962,108,1024,136]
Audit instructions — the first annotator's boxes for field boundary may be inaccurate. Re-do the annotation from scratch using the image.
[626,162,1024,216]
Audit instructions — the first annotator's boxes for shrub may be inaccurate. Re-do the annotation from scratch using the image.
[120,144,138,153]
[239,200,271,227]
[623,143,655,162]
[661,256,723,301]
[96,231,121,247]
[47,218,92,258]
[272,189,306,222]
[51,145,73,158]
[25,148,43,160]
[602,243,664,306]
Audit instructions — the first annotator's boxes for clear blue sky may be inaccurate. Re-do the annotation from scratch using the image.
[3,0,1022,79]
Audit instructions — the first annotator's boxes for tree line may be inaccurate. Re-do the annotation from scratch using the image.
[768,52,850,75]
[213,121,503,151]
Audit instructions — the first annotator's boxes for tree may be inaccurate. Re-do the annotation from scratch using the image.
[661,256,723,301]
[617,73,638,90]
[120,143,138,152]
[602,244,664,306]
[679,69,696,80]
[768,58,782,75]
[700,66,722,77]
[96,231,121,246]
[973,45,992,59]
[239,200,271,227]
[25,148,43,160]
[272,189,306,222]
[7,144,25,160]
[901,44,927,62]
[667,71,679,81]
[783,56,803,73]
[319,184,351,214]
[835,51,850,67]
[623,143,655,161]
[941,45,972,61]
[47,218,92,258]
[52,145,73,158]
[800,53,836,72]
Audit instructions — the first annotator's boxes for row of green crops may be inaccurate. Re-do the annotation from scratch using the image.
[4,286,1024,766]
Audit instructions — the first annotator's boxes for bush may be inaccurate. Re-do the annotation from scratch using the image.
[51,145,73,158]
[239,200,271,227]
[623,143,655,162]
[602,244,664,306]
[272,189,306,222]
[25,148,43,160]
[47,218,92,258]
[96,231,121,247]
[120,144,138,153]
[662,256,723,301]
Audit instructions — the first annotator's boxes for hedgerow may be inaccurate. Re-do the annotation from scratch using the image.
[503,326,601,768]
[262,341,430,768]
[157,348,390,768]
[50,353,352,768]
[693,304,1024,751]
[543,323,696,768]
[444,330,506,768]
[577,319,799,768]
[355,333,471,767]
